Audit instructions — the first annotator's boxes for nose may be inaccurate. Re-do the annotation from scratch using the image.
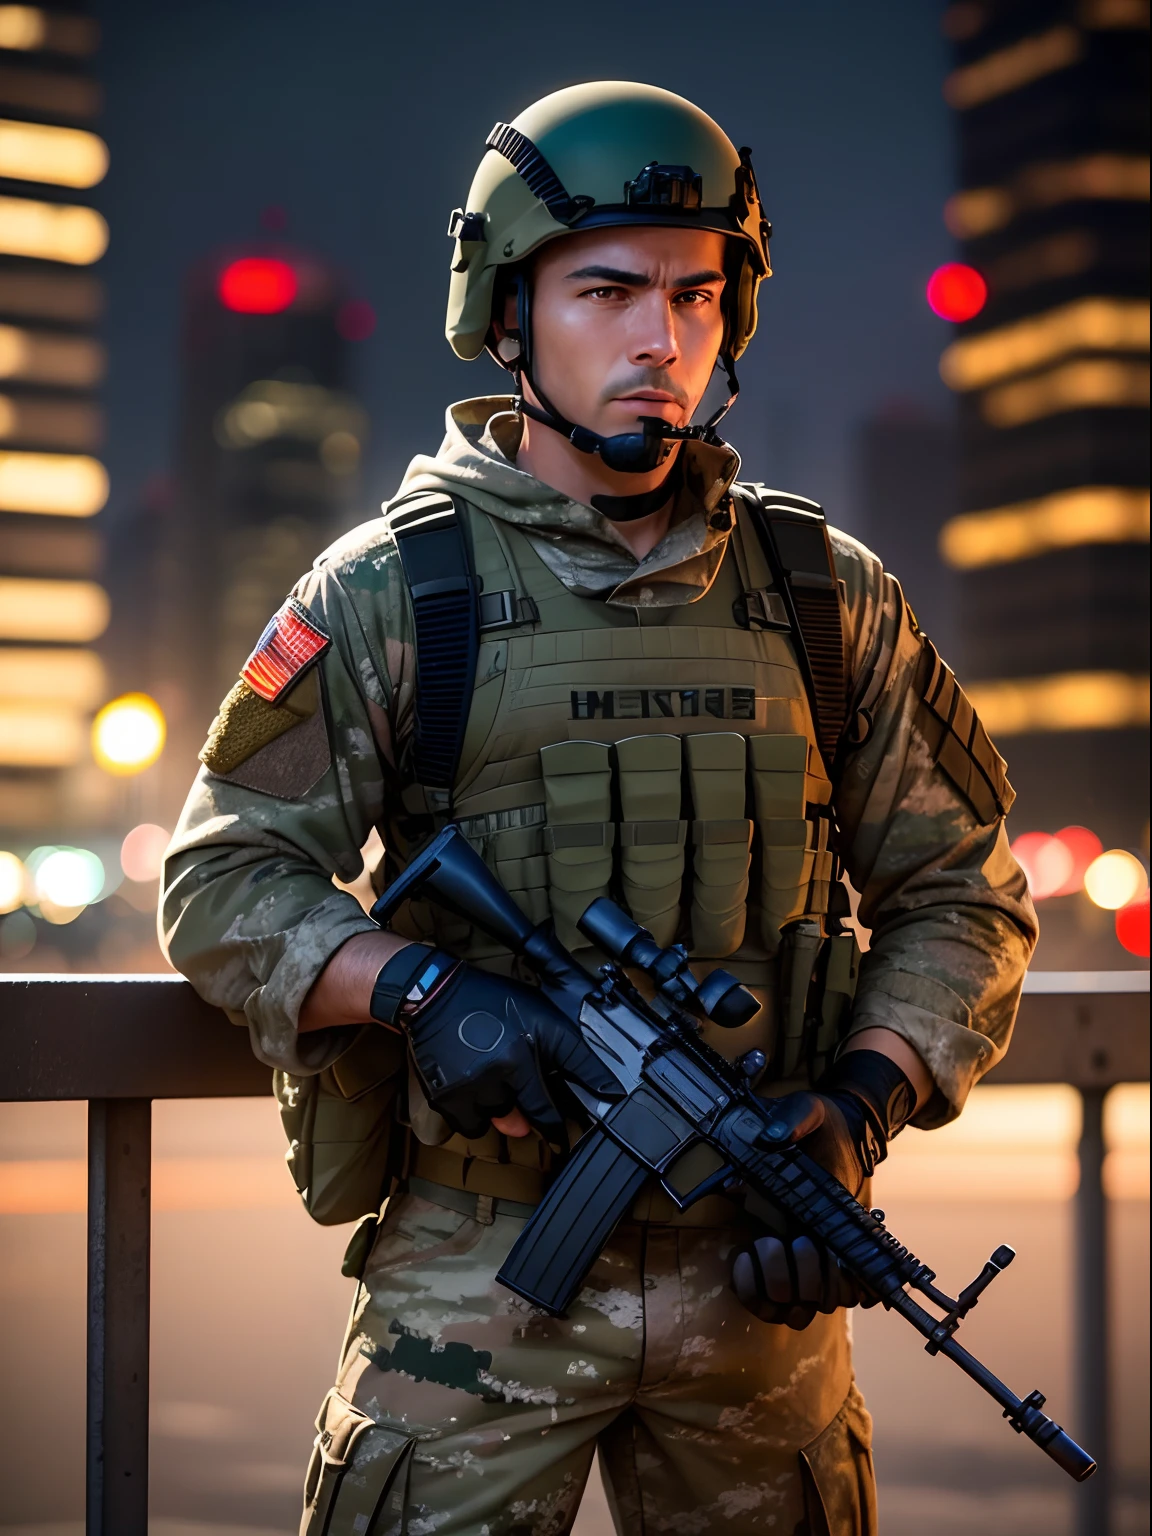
[628,291,679,369]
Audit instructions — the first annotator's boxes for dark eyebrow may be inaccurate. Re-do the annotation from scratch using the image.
[565,265,653,286]
[564,265,726,289]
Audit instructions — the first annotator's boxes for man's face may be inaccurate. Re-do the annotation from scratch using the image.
[514,225,729,440]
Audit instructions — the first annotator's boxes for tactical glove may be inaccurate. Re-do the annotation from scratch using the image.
[731,1233,879,1330]
[731,1049,916,1327]
[369,944,621,1146]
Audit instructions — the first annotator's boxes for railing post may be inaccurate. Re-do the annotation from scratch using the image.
[87,1098,152,1536]
[1074,1084,1110,1536]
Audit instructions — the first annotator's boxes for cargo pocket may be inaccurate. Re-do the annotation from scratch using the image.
[810,928,861,1077]
[685,733,752,956]
[541,740,614,950]
[617,734,686,947]
[799,1381,878,1536]
[750,733,812,954]
[301,1388,415,1536]
[490,823,549,927]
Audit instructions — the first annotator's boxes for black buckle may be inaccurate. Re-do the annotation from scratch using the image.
[479,590,540,632]
[447,208,486,242]
[624,162,703,210]
[734,589,790,631]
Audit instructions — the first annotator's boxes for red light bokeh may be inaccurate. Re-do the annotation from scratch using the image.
[336,299,376,341]
[1116,895,1150,957]
[926,263,987,322]
[1051,825,1104,897]
[218,257,298,315]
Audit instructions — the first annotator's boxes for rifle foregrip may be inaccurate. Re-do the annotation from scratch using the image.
[497,1126,649,1316]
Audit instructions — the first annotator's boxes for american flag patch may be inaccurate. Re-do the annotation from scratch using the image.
[241,600,330,704]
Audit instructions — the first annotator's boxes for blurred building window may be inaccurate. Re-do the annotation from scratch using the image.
[945,26,1082,110]
[0,575,109,641]
[0,7,98,56]
[0,194,107,264]
[967,670,1150,735]
[941,486,1150,567]
[0,118,107,189]
[941,297,1149,390]
[0,449,107,515]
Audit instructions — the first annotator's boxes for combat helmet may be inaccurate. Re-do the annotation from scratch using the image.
[445,81,772,473]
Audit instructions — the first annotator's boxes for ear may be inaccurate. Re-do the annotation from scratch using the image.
[491,287,519,341]
[489,287,522,367]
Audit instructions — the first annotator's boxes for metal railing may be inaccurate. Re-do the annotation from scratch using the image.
[1,969,1148,1536]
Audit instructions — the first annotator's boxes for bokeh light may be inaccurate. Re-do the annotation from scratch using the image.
[34,846,103,906]
[1051,825,1104,897]
[1083,849,1149,911]
[0,849,24,911]
[91,692,166,775]
[0,854,25,909]
[1011,831,1074,900]
[1116,896,1150,958]
[218,257,297,315]
[121,822,171,883]
[927,262,987,322]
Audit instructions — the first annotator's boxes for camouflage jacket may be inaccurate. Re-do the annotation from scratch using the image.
[160,396,1037,1127]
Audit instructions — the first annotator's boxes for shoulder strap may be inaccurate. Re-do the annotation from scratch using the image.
[733,484,851,770]
[389,492,480,796]
[388,492,538,800]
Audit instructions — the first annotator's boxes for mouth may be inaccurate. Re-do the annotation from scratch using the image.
[615,390,681,405]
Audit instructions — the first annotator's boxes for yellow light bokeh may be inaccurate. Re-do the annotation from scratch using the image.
[34,845,103,906]
[0,850,24,912]
[0,702,87,766]
[0,6,45,49]
[940,487,1151,569]
[982,359,1150,427]
[940,298,1150,392]
[0,449,107,516]
[0,193,108,265]
[1083,850,1149,911]
[0,118,108,189]
[944,25,1081,110]
[91,693,166,776]
[0,323,106,386]
[965,671,1151,736]
[0,576,109,642]
[944,156,1150,239]
[0,647,107,706]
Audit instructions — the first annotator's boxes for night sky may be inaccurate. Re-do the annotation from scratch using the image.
[95,0,956,535]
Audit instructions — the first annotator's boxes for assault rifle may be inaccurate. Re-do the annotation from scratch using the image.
[371,824,1095,1483]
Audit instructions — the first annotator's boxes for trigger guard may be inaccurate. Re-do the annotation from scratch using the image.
[658,1164,733,1213]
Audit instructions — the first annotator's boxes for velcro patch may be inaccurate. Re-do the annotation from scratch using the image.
[242,599,330,703]
[200,669,319,776]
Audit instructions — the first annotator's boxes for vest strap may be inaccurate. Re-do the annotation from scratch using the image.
[388,492,480,794]
[735,486,851,771]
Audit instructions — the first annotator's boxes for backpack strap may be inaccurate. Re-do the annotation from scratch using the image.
[388,491,538,801]
[733,483,851,772]
[388,492,480,796]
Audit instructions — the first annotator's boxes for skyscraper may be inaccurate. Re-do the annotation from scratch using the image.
[107,243,369,821]
[0,3,111,837]
[938,0,1149,861]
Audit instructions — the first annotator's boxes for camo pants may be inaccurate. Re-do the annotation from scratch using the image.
[301,1190,877,1536]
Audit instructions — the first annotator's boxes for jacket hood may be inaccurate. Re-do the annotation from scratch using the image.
[394,396,741,608]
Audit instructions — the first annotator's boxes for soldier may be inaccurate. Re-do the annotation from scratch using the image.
[162,82,1036,1536]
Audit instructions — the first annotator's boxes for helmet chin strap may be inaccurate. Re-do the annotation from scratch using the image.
[507,271,740,476]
